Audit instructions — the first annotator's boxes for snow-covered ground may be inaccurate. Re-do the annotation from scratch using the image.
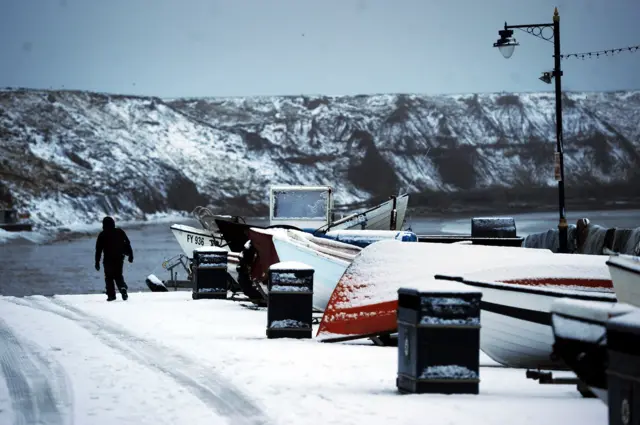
[0,292,607,425]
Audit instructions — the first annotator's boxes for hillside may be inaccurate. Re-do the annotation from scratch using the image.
[1,88,639,228]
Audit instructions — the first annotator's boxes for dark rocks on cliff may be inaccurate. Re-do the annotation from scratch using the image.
[346,129,399,196]
[205,194,268,216]
[0,181,13,208]
[430,146,478,190]
[166,173,209,213]
[132,185,168,215]
[132,170,209,214]
[65,150,92,170]
[241,130,275,151]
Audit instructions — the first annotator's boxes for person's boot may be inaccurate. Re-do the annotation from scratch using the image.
[107,295,117,302]
[120,288,128,301]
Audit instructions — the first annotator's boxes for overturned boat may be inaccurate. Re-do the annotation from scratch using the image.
[316,239,614,369]
[271,229,360,311]
[244,228,418,311]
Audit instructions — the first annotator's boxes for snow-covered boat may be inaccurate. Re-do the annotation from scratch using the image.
[323,193,409,232]
[453,276,616,370]
[267,185,409,232]
[169,207,245,258]
[170,223,224,258]
[168,223,242,286]
[243,228,419,310]
[550,298,634,403]
[214,218,257,253]
[606,253,640,307]
[316,239,615,369]
[319,229,418,247]
[170,185,411,259]
[270,229,361,311]
[192,206,243,236]
[271,228,418,310]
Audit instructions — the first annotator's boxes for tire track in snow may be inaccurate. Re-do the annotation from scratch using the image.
[0,316,74,425]
[7,296,272,425]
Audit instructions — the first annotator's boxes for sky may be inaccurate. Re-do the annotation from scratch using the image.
[0,0,639,98]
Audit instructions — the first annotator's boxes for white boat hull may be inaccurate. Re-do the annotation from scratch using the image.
[607,254,640,308]
[170,224,243,283]
[170,224,220,258]
[315,239,615,364]
[271,236,351,311]
[462,280,616,369]
[330,194,409,231]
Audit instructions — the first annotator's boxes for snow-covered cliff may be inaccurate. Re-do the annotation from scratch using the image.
[1,88,638,228]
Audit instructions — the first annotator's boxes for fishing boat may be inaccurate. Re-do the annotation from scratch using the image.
[170,223,225,257]
[270,229,361,311]
[242,228,419,310]
[170,185,410,258]
[450,275,616,370]
[606,253,640,307]
[322,193,409,232]
[316,239,615,370]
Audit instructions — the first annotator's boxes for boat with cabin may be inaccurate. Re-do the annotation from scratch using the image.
[170,185,409,259]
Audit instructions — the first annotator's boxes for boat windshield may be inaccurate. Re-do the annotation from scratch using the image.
[272,190,328,219]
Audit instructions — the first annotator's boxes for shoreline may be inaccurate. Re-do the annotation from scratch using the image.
[0,211,190,245]
[2,198,639,246]
[408,199,640,220]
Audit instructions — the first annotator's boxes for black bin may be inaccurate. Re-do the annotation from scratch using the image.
[606,310,640,425]
[471,217,516,239]
[1,209,17,224]
[396,287,482,395]
[266,262,314,339]
[192,247,229,300]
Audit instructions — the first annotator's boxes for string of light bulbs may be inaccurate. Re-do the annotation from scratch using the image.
[560,44,640,60]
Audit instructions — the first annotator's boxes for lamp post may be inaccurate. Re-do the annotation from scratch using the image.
[493,7,568,254]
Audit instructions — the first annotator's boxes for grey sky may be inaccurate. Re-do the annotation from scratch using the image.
[1,0,639,98]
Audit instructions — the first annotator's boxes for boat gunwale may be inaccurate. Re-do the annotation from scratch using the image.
[272,233,353,266]
[606,256,640,275]
[444,275,616,301]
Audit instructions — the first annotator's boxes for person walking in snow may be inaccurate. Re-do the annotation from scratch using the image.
[94,216,133,301]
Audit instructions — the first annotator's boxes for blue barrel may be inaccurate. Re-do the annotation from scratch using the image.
[321,230,418,248]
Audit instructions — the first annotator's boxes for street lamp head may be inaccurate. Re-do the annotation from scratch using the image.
[493,26,519,59]
[539,71,553,84]
[496,42,518,59]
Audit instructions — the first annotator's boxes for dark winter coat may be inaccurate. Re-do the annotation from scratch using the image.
[95,216,133,265]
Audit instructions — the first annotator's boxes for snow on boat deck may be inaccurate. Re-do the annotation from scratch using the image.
[0,292,606,425]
